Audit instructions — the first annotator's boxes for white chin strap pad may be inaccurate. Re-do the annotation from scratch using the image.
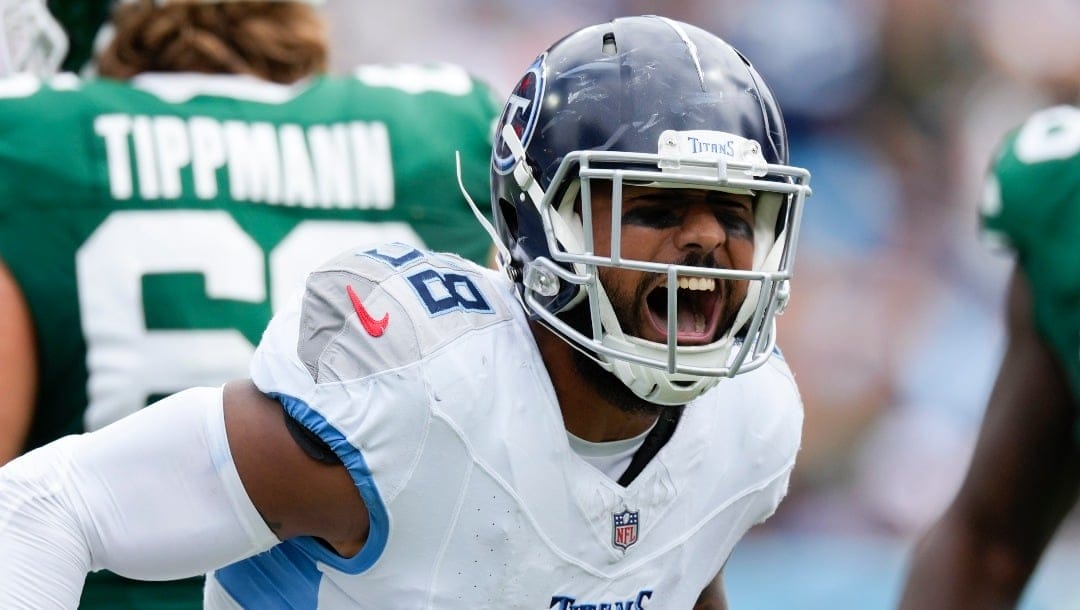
[731,191,786,333]
[592,284,725,406]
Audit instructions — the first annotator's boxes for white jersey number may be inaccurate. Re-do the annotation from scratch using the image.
[979,106,1080,242]
[76,210,423,431]
[1015,105,1080,164]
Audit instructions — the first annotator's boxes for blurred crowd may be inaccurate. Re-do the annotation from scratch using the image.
[322,0,1079,603]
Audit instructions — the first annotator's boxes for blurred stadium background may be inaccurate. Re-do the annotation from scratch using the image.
[318,0,1080,607]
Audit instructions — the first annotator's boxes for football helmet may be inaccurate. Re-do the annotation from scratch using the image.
[490,15,811,405]
[0,0,66,76]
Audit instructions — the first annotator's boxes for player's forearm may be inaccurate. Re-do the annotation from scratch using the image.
[0,387,278,608]
[0,257,38,467]
[898,519,1028,610]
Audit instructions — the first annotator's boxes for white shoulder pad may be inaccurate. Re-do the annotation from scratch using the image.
[727,355,803,468]
[253,243,516,393]
[683,354,803,518]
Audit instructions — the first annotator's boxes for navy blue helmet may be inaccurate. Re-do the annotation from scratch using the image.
[489,15,811,405]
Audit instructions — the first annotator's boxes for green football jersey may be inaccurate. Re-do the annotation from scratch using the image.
[980,104,1080,402]
[0,65,497,609]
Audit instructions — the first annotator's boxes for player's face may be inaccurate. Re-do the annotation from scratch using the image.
[590,183,755,346]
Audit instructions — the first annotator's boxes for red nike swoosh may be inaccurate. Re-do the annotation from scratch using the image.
[346,284,389,337]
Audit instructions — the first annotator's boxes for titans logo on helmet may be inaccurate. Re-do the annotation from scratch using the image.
[492,54,545,175]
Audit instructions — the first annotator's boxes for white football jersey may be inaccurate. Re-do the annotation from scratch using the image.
[205,243,802,609]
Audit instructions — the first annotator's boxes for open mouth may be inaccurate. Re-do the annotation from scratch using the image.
[643,275,724,345]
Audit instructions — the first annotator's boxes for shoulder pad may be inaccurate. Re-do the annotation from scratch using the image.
[297,242,514,384]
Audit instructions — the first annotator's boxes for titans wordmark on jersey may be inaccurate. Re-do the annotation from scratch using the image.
[206,244,803,609]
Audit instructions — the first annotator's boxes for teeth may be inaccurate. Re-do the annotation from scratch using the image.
[659,277,716,291]
[668,277,716,291]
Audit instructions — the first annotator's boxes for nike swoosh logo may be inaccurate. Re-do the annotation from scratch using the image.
[346,284,389,337]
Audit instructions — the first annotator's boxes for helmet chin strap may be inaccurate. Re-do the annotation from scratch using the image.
[593,286,726,405]
[501,124,545,211]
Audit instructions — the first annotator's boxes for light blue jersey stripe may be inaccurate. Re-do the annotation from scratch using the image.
[214,393,389,607]
[215,542,323,609]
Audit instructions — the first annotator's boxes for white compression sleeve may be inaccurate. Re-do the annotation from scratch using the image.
[0,386,279,609]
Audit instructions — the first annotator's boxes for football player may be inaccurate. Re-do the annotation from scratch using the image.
[898,104,1080,608]
[0,0,497,607]
[0,15,811,609]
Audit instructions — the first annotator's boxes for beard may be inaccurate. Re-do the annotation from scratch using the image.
[559,301,667,417]
[556,252,747,415]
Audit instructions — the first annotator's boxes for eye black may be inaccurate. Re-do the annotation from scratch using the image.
[623,206,680,229]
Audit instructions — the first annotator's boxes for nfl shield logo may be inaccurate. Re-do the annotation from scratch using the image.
[612,509,639,551]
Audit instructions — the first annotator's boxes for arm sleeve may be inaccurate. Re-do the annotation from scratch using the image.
[0,386,279,609]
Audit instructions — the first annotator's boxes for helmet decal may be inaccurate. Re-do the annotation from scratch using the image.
[492,53,545,175]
